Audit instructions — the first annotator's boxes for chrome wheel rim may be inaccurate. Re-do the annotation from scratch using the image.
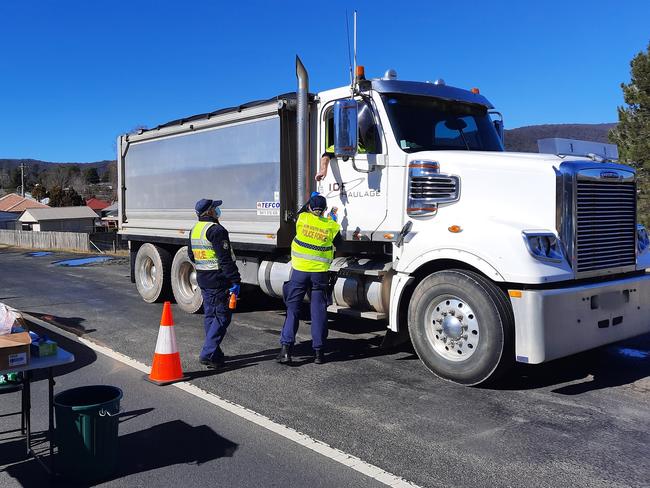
[425,296,479,361]
[177,261,198,300]
[138,257,157,291]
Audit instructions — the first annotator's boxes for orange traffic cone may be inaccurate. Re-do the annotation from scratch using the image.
[145,301,189,386]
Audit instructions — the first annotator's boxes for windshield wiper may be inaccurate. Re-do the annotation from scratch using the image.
[457,128,471,150]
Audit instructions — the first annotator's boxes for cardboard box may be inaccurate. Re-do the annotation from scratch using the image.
[0,332,31,370]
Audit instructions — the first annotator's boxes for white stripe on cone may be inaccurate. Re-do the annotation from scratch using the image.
[154,325,179,355]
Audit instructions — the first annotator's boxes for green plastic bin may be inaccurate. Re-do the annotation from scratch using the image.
[54,385,123,481]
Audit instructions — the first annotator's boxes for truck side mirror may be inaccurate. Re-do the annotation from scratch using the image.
[334,99,358,159]
[489,111,504,146]
[493,119,504,144]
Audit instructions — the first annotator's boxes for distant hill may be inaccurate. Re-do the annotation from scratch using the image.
[504,123,616,153]
[0,159,113,173]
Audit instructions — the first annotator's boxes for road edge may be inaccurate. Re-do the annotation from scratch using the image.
[23,312,422,488]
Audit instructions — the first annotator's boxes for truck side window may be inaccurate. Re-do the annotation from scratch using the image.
[325,108,335,154]
[324,101,382,155]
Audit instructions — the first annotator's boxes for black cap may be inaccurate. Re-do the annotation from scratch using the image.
[195,199,223,215]
[308,194,327,212]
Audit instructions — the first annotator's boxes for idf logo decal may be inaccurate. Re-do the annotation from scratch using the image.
[326,178,381,198]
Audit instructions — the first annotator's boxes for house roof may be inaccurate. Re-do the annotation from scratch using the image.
[0,193,49,212]
[19,206,98,223]
[86,198,111,210]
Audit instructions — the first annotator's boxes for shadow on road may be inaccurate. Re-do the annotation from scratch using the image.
[496,333,650,394]
[25,312,96,336]
[219,334,408,369]
[2,420,238,487]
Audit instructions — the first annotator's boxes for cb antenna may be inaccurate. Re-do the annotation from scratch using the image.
[345,10,353,86]
[353,10,358,90]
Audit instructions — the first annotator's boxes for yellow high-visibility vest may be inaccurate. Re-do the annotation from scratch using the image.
[190,222,219,271]
[291,212,340,272]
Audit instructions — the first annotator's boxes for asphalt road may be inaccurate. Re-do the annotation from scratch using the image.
[0,320,383,488]
[1,247,649,488]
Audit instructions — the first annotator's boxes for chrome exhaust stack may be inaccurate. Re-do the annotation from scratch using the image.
[295,56,309,211]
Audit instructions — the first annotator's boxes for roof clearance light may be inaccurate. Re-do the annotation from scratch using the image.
[434,79,446,86]
[448,225,462,233]
[471,87,480,94]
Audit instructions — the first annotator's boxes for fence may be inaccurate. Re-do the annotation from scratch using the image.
[0,229,90,252]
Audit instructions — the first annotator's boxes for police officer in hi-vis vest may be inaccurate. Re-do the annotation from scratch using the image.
[188,199,241,369]
[277,193,341,365]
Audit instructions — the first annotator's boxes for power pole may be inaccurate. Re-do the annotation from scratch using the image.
[20,162,26,197]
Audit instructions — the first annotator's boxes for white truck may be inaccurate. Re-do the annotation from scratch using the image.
[118,58,650,385]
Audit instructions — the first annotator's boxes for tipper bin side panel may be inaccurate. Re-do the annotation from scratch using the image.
[122,116,284,246]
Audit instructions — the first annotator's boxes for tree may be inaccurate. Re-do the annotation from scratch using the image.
[11,168,21,189]
[49,186,85,207]
[84,167,100,184]
[31,184,47,201]
[609,41,650,226]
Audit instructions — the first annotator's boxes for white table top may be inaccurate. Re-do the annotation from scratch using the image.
[0,347,75,376]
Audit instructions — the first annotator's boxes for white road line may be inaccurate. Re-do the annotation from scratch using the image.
[75,335,421,488]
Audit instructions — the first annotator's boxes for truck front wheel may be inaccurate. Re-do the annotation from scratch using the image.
[408,269,514,386]
[134,243,171,303]
[171,247,203,314]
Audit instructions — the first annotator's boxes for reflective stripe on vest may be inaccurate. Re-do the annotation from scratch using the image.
[190,222,219,271]
[290,212,340,272]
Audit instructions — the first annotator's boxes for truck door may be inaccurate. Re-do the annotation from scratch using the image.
[319,99,388,240]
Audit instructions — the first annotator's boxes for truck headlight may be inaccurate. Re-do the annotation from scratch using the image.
[523,231,564,263]
[638,224,650,254]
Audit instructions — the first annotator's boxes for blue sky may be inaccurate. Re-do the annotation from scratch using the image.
[1,1,648,162]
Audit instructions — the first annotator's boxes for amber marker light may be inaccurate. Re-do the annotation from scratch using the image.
[265,234,275,239]
[471,87,480,94]
[448,225,462,233]
[356,65,366,79]
[509,290,523,298]
[383,233,395,239]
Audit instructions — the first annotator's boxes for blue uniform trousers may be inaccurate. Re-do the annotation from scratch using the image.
[199,287,232,361]
[280,269,329,350]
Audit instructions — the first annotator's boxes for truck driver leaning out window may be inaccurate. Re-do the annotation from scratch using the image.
[188,198,241,369]
[317,100,380,184]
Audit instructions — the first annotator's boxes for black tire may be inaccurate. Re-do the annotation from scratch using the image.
[171,247,203,314]
[408,269,514,386]
[134,243,172,303]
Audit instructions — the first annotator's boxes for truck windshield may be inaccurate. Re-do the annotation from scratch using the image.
[381,94,503,152]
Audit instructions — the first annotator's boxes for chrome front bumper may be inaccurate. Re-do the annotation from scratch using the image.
[511,272,650,364]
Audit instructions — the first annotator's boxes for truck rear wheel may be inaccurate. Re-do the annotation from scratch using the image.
[134,243,171,303]
[408,269,514,386]
[171,247,203,314]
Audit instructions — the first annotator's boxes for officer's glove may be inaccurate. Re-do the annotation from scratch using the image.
[229,284,241,297]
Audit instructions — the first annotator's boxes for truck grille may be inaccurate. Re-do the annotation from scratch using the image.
[575,179,636,272]
[410,175,458,199]
[407,163,460,217]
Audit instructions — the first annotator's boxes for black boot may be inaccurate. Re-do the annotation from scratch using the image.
[276,344,292,364]
[314,349,325,364]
